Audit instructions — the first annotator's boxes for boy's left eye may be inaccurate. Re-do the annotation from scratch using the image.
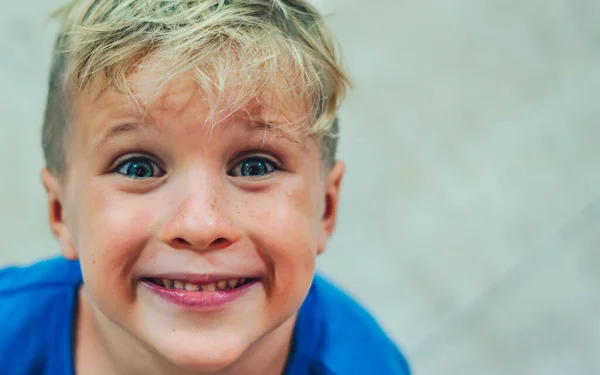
[228,156,278,178]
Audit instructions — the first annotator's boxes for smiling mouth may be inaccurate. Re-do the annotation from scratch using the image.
[141,277,258,292]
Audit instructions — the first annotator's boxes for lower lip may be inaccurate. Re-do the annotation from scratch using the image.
[140,279,259,310]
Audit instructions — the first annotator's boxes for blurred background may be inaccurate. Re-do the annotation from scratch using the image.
[1,0,599,373]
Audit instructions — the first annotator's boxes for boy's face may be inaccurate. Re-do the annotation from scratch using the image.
[42,59,344,371]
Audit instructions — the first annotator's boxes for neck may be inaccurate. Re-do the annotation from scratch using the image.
[74,286,295,375]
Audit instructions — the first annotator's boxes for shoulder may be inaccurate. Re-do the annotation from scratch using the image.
[0,256,81,372]
[302,274,411,375]
[0,255,82,326]
[0,255,82,293]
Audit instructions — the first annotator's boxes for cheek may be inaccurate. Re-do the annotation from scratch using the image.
[244,178,321,296]
[71,181,161,308]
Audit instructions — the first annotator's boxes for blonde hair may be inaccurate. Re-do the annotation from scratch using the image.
[42,0,350,176]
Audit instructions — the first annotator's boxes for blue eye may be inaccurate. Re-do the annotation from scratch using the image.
[230,157,278,177]
[116,157,164,179]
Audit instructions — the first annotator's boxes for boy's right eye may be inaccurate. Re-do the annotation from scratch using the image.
[114,156,165,179]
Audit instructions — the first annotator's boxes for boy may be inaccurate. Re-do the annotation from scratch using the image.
[0,1,410,374]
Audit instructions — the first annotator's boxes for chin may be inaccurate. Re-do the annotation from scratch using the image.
[155,333,248,372]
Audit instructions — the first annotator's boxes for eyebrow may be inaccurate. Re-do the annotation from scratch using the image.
[243,119,303,145]
[94,118,303,153]
[95,122,149,154]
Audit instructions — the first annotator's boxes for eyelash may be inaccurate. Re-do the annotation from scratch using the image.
[227,155,280,178]
[113,155,165,179]
[111,154,281,179]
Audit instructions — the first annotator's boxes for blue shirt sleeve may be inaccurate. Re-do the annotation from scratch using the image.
[0,257,80,375]
[286,274,411,375]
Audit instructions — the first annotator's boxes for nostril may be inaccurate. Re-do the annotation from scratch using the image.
[212,238,228,246]
[172,237,228,249]
[174,238,190,245]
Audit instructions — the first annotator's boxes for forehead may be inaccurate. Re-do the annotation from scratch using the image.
[77,54,312,131]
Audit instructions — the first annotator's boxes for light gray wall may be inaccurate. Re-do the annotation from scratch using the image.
[1,1,599,373]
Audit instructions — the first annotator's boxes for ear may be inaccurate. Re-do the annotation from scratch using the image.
[316,161,345,255]
[41,168,78,260]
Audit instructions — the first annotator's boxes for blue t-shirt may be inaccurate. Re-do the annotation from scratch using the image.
[0,256,410,374]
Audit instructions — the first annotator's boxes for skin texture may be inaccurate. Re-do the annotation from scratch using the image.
[41,58,345,375]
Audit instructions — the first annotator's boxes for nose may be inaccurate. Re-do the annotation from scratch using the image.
[160,175,240,252]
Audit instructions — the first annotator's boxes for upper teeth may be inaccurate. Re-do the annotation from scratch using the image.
[156,278,247,291]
